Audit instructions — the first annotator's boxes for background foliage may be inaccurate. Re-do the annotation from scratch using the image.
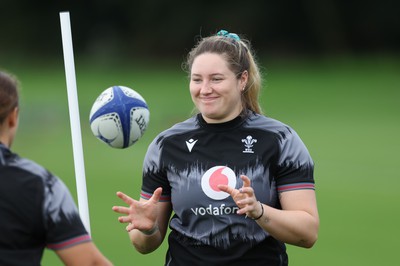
[1,0,399,58]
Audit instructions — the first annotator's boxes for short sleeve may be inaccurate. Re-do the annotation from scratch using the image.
[140,136,171,202]
[44,176,91,250]
[275,127,315,193]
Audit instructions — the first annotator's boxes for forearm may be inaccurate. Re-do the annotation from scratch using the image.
[256,204,319,248]
[129,226,163,254]
[56,242,113,265]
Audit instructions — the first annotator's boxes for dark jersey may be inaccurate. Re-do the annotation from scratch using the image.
[0,143,91,266]
[141,111,314,266]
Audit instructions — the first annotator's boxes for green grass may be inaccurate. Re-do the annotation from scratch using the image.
[3,54,399,265]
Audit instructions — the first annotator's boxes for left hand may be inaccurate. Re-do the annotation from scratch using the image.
[218,175,262,219]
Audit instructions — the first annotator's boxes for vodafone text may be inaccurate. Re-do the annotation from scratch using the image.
[191,204,239,216]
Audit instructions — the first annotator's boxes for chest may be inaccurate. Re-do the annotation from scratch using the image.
[161,129,279,207]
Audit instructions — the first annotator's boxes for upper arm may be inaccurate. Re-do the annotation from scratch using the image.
[55,242,112,266]
[280,189,319,221]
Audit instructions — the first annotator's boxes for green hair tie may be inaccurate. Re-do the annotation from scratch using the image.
[217,29,240,41]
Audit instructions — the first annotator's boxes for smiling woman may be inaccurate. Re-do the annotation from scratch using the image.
[112,30,319,266]
[189,53,246,123]
[185,30,263,122]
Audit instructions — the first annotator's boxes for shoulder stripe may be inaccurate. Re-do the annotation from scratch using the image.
[140,191,171,202]
[277,182,315,192]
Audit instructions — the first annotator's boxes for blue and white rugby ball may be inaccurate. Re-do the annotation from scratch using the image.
[89,86,149,149]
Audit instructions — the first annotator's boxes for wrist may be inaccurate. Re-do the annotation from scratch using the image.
[250,201,264,220]
[139,223,159,236]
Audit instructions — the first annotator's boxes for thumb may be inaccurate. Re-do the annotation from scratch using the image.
[150,187,163,203]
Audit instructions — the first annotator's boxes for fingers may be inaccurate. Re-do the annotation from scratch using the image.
[240,175,251,187]
[113,191,136,216]
[113,188,162,230]
[238,186,254,196]
[112,206,130,214]
[116,191,135,205]
[219,176,253,197]
[126,223,135,232]
[219,175,259,218]
[217,184,234,194]
[118,216,132,224]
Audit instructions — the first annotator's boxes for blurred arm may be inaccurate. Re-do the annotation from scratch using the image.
[55,242,113,266]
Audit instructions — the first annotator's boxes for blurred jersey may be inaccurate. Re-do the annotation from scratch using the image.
[0,143,91,266]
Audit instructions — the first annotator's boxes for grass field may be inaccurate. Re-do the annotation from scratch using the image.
[2,54,399,265]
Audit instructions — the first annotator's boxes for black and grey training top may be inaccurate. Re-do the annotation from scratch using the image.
[0,143,90,266]
[140,111,314,265]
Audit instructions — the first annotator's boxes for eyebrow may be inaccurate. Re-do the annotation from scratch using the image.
[191,73,224,77]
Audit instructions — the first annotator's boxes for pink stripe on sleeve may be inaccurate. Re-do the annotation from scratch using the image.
[47,234,91,250]
[277,183,315,192]
[140,191,171,202]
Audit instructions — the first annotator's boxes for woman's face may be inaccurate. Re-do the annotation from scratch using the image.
[190,53,247,123]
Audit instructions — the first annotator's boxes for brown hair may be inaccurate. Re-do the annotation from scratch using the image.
[183,31,263,114]
[0,71,19,124]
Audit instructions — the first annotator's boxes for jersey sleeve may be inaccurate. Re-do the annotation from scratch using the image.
[141,136,172,202]
[43,175,91,250]
[275,127,315,192]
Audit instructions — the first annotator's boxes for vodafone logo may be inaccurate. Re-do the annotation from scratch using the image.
[201,166,237,200]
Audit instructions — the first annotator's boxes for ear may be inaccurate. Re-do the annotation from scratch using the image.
[240,70,248,89]
[8,107,19,129]
[0,107,19,147]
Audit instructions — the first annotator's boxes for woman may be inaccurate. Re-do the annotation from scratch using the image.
[0,70,112,266]
[113,30,319,265]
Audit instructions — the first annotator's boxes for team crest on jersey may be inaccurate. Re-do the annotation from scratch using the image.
[201,166,237,200]
[242,135,257,153]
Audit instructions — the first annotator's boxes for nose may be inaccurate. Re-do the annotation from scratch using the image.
[200,81,212,94]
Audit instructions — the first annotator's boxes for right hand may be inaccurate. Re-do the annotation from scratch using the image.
[112,187,162,232]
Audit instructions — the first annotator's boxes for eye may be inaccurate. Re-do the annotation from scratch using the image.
[192,78,202,83]
[212,77,223,82]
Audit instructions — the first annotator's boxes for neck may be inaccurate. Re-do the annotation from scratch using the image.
[0,136,9,148]
[202,107,244,124]
[0,126,11,148]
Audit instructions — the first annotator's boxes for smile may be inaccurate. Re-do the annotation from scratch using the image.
[200,96,219,102]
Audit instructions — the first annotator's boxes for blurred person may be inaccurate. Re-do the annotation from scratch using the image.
[113,30,319,265]
[0,70,113,266]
